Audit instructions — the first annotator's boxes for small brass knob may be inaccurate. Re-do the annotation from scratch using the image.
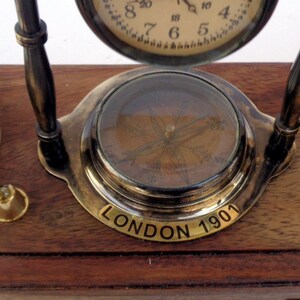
[0,185,29,222]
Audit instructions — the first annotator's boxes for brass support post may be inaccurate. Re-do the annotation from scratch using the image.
[14,0,68,169]
[266,50,300,161]
[279,51,300,131]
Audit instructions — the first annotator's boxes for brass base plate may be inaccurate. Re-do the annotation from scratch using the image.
[39,67,295,242]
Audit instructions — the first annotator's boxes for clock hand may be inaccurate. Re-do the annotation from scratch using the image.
[182,0,198,14]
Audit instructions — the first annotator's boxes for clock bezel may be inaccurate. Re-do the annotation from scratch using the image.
[76,0,279,66]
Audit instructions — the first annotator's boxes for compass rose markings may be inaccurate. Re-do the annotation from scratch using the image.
[174,113,208,133]
[116,110,209,183]
[118,139,163,166]
[167,145,190,185]
[148,106,166,138]
[147,152,164,184]
[172,101,189,126]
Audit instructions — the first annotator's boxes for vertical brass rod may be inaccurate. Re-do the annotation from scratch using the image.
[14,0,40,34]
[14,0,68,169]
[15,0,56,133]
[279,50,300,131]
[266,51,300,162]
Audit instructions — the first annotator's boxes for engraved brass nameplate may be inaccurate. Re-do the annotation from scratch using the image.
[100,204,240,242]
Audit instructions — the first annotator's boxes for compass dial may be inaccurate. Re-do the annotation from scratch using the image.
[95,72,240,190]
[76,0,277,65]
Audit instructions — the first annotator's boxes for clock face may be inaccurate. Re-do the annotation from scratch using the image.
[76,0,277,65]
[96,72,240,190]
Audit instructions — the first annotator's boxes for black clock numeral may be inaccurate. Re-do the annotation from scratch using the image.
[144,22,157,35]
[169,26,180,40]
[125,4,136,19]
[139,0,152,8]
[201,1,212,10]
[219,5,230,19]
[127,0,152,8]
[171,14,181,22]
[198,22,209,36]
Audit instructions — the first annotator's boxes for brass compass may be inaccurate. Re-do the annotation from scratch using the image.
[95,73,240,190]
[14,0,300,242]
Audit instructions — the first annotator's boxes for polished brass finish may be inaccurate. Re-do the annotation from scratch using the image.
[86,71,248,210]
[280,50,300,131]
[39,68,296,242]
[14,1,299,242]
[99,203,240,242]
[0,185,29,222]
[14,0,68,169]
[0,114,29,223]
[266,50,300,162]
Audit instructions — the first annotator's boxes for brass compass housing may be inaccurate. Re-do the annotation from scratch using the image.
[41,67,295,242]
[14,0,299,242]
[87,72,246,209]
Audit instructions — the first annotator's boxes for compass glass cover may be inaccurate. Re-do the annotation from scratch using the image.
[96,73,240,190]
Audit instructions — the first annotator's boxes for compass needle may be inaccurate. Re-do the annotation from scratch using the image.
[119,139,163,164]
[176,113,209,133]
[148,106,166,138]
[175,125,209,144]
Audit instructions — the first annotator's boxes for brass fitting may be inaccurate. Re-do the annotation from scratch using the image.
[0,185,29,222]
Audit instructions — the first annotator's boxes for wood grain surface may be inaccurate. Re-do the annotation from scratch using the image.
[0,64,299,296]
[2,286,300,300]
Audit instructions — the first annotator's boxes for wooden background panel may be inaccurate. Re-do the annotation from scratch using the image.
[0,64,299,253]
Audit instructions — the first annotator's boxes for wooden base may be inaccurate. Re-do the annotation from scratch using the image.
[1,64,299,298]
